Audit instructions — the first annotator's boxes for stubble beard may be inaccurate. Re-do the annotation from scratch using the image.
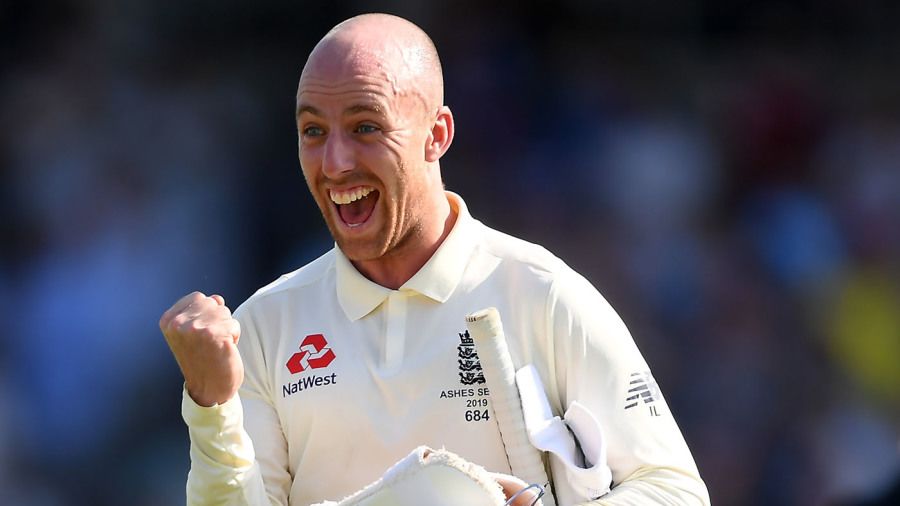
[312,160,427,264]
[317,182,398,263]
[331,219,392,262]
[328,189,424,264]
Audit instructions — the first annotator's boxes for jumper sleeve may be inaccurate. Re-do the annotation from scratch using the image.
[182,391,273,505]
[546,270,710,506]
[179,305,291,506]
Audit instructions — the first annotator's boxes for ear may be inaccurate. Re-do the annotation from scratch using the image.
[424,106,455,163]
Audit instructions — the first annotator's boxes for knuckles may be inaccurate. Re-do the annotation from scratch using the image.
[160,291,235,342]
[176,316,234,341]
[186,291,206,304]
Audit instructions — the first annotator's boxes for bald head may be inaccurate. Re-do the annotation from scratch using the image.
[300,14,444,116]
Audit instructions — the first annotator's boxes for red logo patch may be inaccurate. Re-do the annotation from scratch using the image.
[286,334,336,374]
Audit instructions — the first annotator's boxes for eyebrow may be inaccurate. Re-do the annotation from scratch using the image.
[296,103,321,118]
[295,102,385,118]
[345,103,384,116]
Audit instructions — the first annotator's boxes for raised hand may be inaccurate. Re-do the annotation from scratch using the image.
[159,292,243,407]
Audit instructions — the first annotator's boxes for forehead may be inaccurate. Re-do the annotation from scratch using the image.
[301,44,389,93]
[297,40,423,117]
[297,74,395,110]
[296,80,401,124]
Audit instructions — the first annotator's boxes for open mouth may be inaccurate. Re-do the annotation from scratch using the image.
[330,186,379,228]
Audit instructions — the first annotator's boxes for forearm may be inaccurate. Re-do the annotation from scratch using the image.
[576,467,710,506]
[183,389,277,506]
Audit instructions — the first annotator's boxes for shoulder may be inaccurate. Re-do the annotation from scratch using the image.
[473,221,604,305]
[235,248,336,315]
[474,221,571,281]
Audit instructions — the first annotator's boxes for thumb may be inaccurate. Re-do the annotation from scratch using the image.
[211,294,226,306]
[220,318,242,346]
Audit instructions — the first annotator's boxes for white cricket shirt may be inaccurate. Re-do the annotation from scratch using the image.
[182,193,709,505]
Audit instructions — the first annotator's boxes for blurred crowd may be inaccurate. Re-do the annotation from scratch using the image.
[1,1,898,505]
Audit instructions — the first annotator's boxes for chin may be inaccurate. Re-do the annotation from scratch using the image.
[334,236,386,262]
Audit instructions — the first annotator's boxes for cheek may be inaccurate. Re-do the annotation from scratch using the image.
[299,147,321,181]
[357,143,402,185]
[364,140,403,167]
[381,130,417,160]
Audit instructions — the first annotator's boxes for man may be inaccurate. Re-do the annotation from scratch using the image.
[160,13,710,506]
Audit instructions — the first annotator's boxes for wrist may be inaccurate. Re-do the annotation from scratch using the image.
[185,382,234,407]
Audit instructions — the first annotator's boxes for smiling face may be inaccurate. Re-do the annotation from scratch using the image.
[296,16,453,269]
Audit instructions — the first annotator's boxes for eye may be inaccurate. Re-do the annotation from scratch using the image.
[355,123,380,134]
[302,125,325,137]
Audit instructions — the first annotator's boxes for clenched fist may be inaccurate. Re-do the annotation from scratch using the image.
[159,292,243,407]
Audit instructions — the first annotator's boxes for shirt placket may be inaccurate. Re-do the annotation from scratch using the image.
[382,290,410,373]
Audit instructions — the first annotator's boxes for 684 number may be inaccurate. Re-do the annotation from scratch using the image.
[465,409,490,422]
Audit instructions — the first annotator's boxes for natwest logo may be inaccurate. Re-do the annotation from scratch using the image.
[286,334,336,374]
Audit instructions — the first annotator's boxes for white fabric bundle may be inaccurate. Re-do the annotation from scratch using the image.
[516,365,613,504]
[312,446,514,506]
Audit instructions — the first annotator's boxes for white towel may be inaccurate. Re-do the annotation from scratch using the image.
[516,365,613,504]
[312,446,512,506]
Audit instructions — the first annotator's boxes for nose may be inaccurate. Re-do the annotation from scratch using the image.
[321,130,355,179]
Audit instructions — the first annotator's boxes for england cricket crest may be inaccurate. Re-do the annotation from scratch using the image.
[457,330,485,385]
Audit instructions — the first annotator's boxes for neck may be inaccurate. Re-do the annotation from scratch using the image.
[353,192,456,290]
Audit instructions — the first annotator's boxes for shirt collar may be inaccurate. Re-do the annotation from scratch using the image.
[335,192,477,321]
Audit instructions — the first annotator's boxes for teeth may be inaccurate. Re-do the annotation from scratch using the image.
[330,186,374,205]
